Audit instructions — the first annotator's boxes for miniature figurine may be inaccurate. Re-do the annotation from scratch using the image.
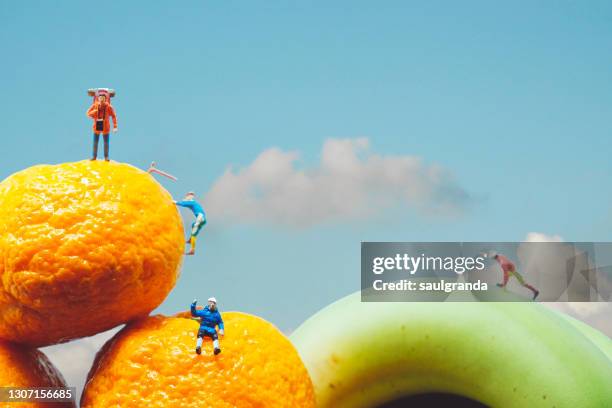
[174,192,206,255]
[191,297,224,355]
[489,251,540,300]
[86,88,118,161]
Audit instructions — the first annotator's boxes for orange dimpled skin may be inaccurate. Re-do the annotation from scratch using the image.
[81,312,316,408]
[0,161,185,347]
[0,340,75,408]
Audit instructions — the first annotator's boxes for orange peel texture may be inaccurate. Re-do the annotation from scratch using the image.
[81,312,316,408]
[0,340,75,408]
[0,161,184,346]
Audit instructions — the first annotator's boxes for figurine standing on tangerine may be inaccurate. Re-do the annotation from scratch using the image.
[191,297,224,355]
[86,88,118,161]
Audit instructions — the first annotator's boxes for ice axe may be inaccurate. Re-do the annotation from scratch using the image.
[147,162,178,181]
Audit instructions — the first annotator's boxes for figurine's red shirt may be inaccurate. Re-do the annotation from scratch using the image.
[496,254,516,273]
[87,102,117,134]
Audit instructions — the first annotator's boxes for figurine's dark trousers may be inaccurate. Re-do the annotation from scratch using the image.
[197,328,220,351]
[93,133,110,160]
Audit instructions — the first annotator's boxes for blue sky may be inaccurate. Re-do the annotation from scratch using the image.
[1,1,611,331]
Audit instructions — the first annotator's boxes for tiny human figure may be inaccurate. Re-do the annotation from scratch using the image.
[174,192,206,255]
[489,251,539,300]
[86,88,118,161]
[191,297,224,355]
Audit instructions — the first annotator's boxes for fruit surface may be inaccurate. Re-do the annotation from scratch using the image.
[553,310,612,360]
[291,291,612,408]
[81,312,316,408]
[0,161,184,346]
[0,340,75,408]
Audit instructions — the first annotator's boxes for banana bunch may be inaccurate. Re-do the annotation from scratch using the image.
[291,291,611,408]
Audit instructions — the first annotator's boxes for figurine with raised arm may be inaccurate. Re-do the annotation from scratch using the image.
[191,297,224,355]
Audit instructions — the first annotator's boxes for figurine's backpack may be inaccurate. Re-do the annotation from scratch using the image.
[87,88,116,103]
[87,88,116,132]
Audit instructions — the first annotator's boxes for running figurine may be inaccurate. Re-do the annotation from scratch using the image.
[489,251,540,300]
[174,192,206,255]
[191,297,224,355]
[86,88,118,161]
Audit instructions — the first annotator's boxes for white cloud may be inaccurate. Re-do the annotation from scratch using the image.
[41,327,121,403]
[524,232,564,242]
[204,138,470,227]
[518,235,611,306]
[561,302,609,317]
[545,302,612,337]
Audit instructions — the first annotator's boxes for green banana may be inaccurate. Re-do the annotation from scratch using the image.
[291,291,612,408]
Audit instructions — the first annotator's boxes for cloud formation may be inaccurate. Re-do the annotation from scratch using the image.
[545,302,612,337]
[205,138,470,227]
[522,233,611,323]
[524,232,564,242]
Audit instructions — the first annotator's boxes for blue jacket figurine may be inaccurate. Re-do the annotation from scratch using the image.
[191,297,224,355]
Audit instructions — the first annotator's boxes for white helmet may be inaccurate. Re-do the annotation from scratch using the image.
[488,250,498,259]
[207,297,217,304]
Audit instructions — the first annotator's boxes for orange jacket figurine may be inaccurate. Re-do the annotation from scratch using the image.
[86,88,118,161]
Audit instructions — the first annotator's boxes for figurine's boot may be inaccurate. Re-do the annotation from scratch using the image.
[187,237,196,255]
[195,337,203,355]
[525,284,539,300]
[213,339,221,355]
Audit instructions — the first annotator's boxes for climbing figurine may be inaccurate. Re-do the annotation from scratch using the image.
[86,88,118,161]
[174,192,206,255]
[191,297,224,355]
[488,251,540,300]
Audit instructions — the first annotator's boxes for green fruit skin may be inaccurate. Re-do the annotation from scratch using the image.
[552,310,612,361]
[291,292,612,408]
